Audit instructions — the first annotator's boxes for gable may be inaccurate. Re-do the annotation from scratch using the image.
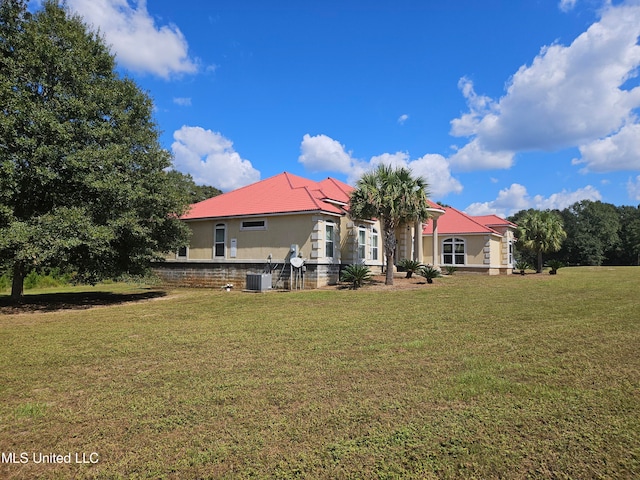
[422,206,506,236]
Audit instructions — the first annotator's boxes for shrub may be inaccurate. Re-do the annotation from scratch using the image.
[515,260,530,275]
[397,259,423,278]
[0,273,10,292]
[546,259,565,275]
[444,265,458,275]
[419,266,442,284]
[340,264,372,289]
[22,268,74,290]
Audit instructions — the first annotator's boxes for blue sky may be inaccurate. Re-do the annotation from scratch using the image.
[39,0,640,216]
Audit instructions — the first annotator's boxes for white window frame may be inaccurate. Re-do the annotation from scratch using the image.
[214,223,226,258]
[442,237,466,265]
[370,228,379,261]
[358,226,367,260]
[508,240,513,266]
[325,221,335,258]
[177,246,188,259]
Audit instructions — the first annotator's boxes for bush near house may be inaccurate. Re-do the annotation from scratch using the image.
[397,259,423,278]
[340,264,372,289]
[419,265,442,284]
[443,265,458,275]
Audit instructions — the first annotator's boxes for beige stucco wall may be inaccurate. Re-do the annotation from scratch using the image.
[165,213,384,281]
[181,214,320,262]
[166,213,369,266]
[423,237,434,264]
[488,236,502,267]
[340,218,383,268]
[463,235,488,265]
[187,221,215,259]
[421,234,508,271]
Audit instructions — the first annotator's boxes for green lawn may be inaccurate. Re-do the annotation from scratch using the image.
[1,267,639,479]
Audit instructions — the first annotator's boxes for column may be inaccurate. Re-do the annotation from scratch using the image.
[414,220,423,263]
[432,217,439,268]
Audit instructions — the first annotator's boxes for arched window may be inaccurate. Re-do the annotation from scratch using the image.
[443,237,465,265]
[214,224,226,258]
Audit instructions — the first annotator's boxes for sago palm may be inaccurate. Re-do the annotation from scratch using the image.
[340,264,372,289]
[397,259,423,278]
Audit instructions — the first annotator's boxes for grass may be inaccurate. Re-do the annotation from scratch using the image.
[0,267,639,479]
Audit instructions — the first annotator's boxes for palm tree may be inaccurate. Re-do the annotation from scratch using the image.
[349,164,431,285]
[516,210,567,273]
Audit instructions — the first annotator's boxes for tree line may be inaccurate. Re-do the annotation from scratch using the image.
[509,200,640,271]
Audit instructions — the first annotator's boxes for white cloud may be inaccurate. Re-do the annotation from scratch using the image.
[573,123,640,172]
[298,134,354,173]
[366,153,463,199]
[299,134,464,199]
[368,152,411,171]
[448,139,515,171]
[66,0,198,78]
[465,184,532,217]
[398,114,409,125]
[628,175,640,201]
[532,185,602,210]
[559,0,578,13]
[173,97,192,106]
[450,2,640,172]
[352,152,463,199]
[464,184,601,217]
[171,126,260,191]
[450,77,497,138]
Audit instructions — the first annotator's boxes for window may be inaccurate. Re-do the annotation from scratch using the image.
[325,222,335,258]
[508,240,513,265]
[177,246,187,258]
[358,226,366,259]
[214,224,226,257]
[371,228,379,261]
[443,237,465,265]
[240,219,267,231]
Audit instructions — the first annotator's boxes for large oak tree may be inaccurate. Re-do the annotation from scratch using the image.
[0,0,191,301]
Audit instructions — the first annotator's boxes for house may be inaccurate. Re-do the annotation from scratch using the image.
[420,206,517,275]
[155,172,516,289]
[156,172,384,289]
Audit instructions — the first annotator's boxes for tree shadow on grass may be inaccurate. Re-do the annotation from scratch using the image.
[0,289,167,314]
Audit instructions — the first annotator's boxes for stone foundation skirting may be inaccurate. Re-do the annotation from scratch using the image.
[152,261,342,290]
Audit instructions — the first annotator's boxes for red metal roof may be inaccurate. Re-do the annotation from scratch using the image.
[422,206,510,236]
[472,215,517,229]
[181,172,353,220]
